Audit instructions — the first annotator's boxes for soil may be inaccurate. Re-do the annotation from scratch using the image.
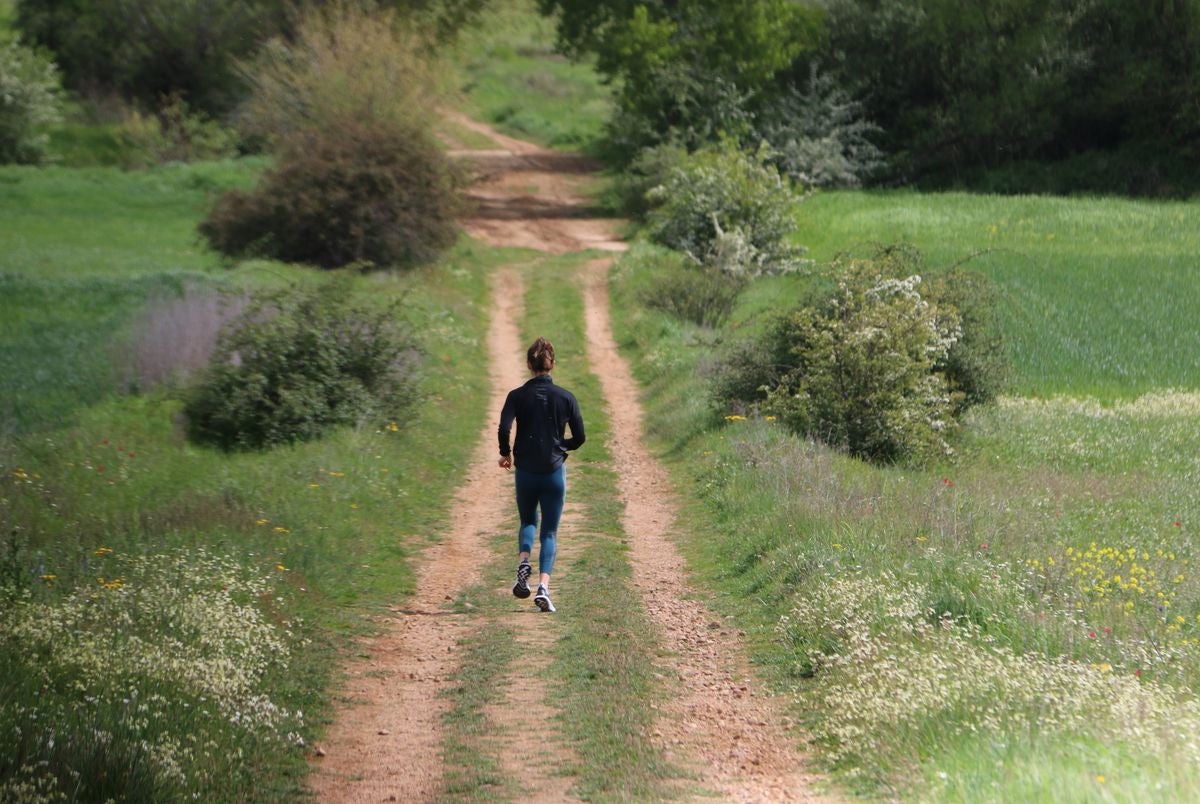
[311,116,829,802]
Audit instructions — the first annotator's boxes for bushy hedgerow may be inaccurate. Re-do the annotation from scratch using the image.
[0,38,63,164]
[645,141,805,277]
[715,246,1008,463]
[183,280,420,450]
[198,122,460,269]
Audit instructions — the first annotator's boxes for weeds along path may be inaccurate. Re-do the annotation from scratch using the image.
[309,267,528,801]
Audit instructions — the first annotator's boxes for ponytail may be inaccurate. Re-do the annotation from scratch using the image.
[527,337,555,373]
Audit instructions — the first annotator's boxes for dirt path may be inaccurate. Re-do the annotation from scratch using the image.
[583,263,827,801]
[314,116,826,802]
[309,267,528,801]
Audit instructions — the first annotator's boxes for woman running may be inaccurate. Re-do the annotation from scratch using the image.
[497,337,585,612]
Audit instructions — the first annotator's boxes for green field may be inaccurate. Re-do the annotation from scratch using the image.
[0,157,512,798]
[612,190,1200,799]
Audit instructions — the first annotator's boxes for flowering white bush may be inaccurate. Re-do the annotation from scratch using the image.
[779,570,1200,777]
[0,548,305,797]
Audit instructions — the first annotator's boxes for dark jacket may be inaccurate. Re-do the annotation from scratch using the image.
[498,375,585,474]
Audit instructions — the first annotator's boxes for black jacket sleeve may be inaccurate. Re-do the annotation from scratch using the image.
[563,394,585,452]
[498,391,516,457]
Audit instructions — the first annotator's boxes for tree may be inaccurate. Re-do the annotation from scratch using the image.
[538,0,822,159]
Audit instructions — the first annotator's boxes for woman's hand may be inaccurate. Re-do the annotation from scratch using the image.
[498,456,512,470]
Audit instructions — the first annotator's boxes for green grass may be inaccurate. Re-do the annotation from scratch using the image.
[610,189,1200,798]
[455,0,611,151]
[741,191,1200,399]
[0,151,515,798]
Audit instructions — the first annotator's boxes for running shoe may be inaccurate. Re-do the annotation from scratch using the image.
[534,584,555,613]
[513,561,532,599]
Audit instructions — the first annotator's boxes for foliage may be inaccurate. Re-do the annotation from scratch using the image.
[927,263,1009,411]
[634,245,742,328]
[645,142,805,277]
[614,141,688,219]
[538,0,821,160]
[205,3,461,270]
[236,3,446,147]
[116,93,238,169]
[755,65,883,189]
[183,280,421,450]
[759,254,962,463]
[0,36,62,164]
[820,0,1200,191]
[199,122,460,269]
[14,0,288,114]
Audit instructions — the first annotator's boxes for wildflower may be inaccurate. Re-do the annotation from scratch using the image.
[40,574,56,582]
[276,564,287,572]
[765,416,777,422]
[832,543,843,550]
[350,503,359,510]
[941,478,955,486]
[724,414,747,422]
[1175,521,1182,527]
[256,519,269,526]
[1096,775,1106,785]
[273,527,289,534]
[328,471,345,477]
[386,421,400,432]
[916,535,928,543]
[94,547,113,557]
[1088,631,1096,639]
[308,483,320,489]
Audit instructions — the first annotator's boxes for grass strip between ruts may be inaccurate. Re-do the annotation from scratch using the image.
[517,254,679,800]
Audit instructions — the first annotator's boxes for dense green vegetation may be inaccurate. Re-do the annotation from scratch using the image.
[611,190,1200,797]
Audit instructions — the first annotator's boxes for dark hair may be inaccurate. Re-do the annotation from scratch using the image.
[527,337,555,373]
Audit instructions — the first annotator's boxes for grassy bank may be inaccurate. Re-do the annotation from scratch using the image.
[0,157,506,798]
[611,191,1200,798]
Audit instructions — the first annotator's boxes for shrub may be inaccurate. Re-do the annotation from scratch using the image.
[637,251,744,328]
[927,264,1009,411]
[236,3,446,148]
[183,280,420,450]
[0,37,63,164]
[756,65,883,189]
[645,141,805,276]
[116,93,239,169]
[199,122,461,269]
[202,3,461,270]
[759,254,962,463]
[614,141,689,220]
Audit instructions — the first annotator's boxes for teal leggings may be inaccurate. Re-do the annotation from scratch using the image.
[515,466,565,575]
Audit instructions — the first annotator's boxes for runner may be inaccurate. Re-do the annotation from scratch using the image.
[497,337,586,612]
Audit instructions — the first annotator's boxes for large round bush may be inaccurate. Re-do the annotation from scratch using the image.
[198,122,461,269]
[184,281,420,450]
